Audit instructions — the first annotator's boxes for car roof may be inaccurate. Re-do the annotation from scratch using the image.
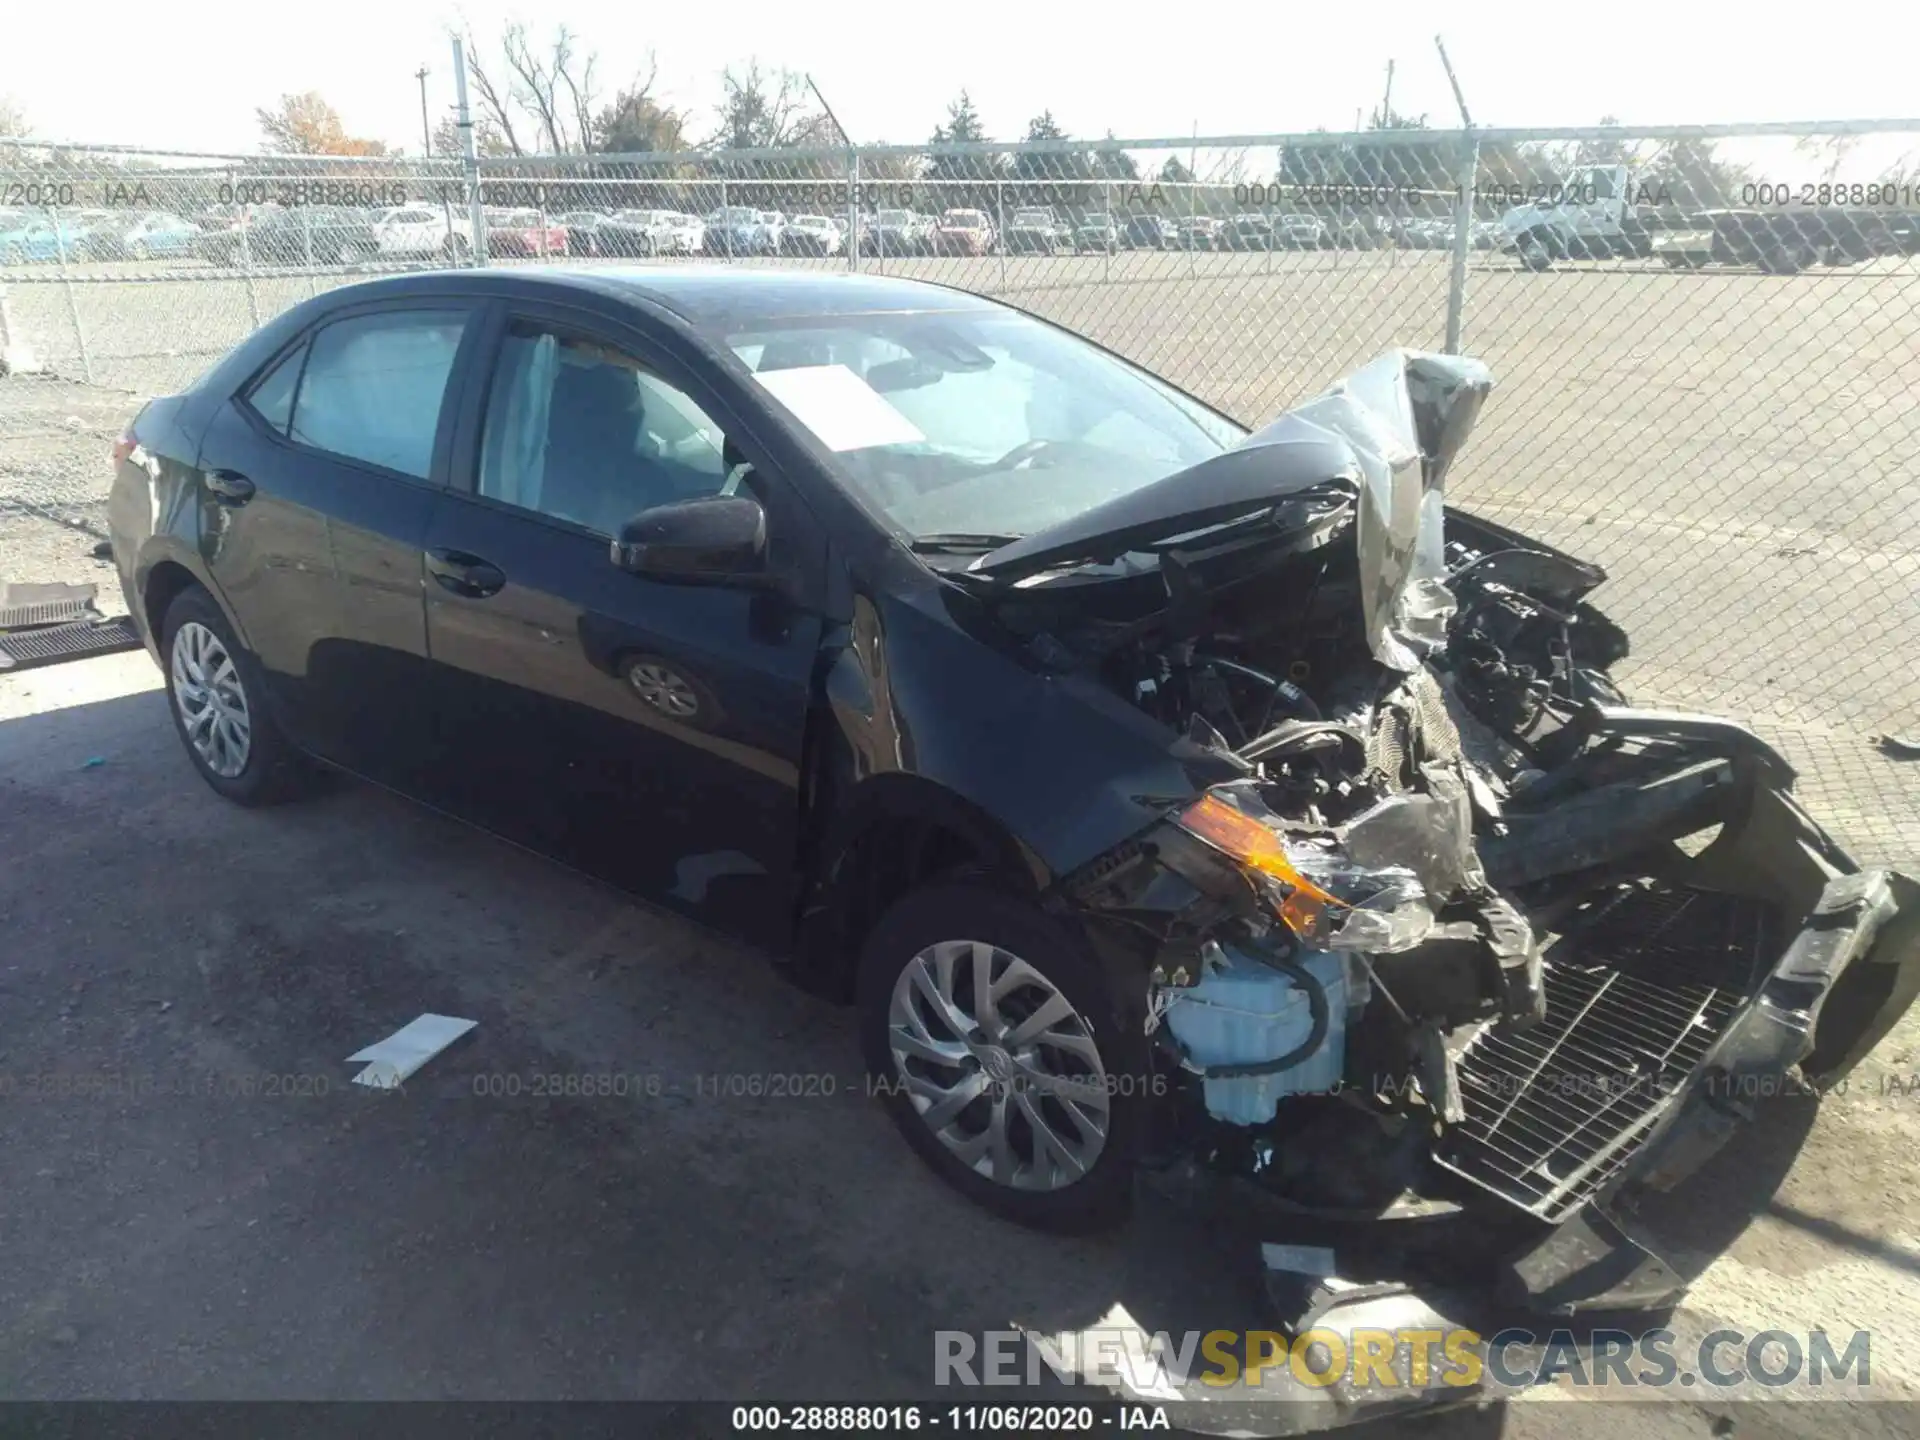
[302,266,1003,332]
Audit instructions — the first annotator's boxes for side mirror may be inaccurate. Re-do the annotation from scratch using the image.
[611,494,767,583]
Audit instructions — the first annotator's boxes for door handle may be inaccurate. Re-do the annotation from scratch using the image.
[205,469,255,505]
[425,547,506,598]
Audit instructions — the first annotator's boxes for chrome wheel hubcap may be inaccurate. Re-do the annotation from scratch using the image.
[887,940,1110,1192]
[628,662,699,718]
[170,621,252,778]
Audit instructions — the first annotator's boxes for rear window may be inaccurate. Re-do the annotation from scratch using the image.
[245,342,308,434]
[265,310,468,479]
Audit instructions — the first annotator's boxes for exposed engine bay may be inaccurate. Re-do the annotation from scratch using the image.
[976,351,1920,1315]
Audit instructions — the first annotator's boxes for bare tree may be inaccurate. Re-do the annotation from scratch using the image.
[431,112,514,159]
[712,61,834,150]
[1796,134,1859,185]
[462,26,674,155]
[499,23,596,152]
[0,96,28,139]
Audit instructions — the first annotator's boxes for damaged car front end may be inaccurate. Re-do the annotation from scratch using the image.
[937,349,1920,1316]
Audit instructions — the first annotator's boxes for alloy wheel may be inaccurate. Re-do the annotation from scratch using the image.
[627,660,699,719]
[887,939,1111,1191]
[170,621,252,778]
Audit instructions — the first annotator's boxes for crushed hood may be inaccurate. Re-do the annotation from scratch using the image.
[972,349,1494,671]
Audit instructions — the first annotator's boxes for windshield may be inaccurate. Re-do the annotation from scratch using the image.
[727,308,1244,542]
[1013,210,1053,225]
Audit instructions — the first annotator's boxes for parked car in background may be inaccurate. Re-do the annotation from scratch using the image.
[1653,207,1919,273]
[933,209,995,256]
[90,210,203,261]
[1273,213,1330,249]
[1122,213,1176,249]
[782,214,843,256]
[1074,212,1120,254]
[0,210,100,264]
[1324,213,1385,250]
[557,211,610,256]
[1223,214,1273,251]
[1178,215,1220,250]
[664,212,706,255]
[863,209,930,257]
[592,210,671,257]
[1005,207,1067,255]
[373,205,471,260]
[704,206,767,257]
[488,209,570,260]
[192,207,381,266]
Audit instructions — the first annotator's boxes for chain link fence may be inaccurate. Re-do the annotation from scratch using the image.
[4,124,1918,854]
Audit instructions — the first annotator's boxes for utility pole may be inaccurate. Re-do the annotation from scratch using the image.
[1379,59,1395,127]
[449,34,487,263]
[804,74,851,147]
[805,75,857,272]
[415,67,433,154]
[1434,36,1477,355]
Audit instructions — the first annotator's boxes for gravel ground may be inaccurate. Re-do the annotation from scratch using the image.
[3,650,1919,1436]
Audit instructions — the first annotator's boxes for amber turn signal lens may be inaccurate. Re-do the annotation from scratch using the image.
[1175,793,1344,938]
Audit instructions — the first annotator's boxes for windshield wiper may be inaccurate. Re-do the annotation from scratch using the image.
[908,532,1023,554]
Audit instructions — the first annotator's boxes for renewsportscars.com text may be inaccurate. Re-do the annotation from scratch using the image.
[935,1326,1874,1392]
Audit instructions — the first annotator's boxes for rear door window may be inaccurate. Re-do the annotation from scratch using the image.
[282,310,468,479]
[245,341,308,435]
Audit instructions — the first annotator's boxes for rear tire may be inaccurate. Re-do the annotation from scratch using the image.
[160,586,313,806]
[858,884,1144,1233]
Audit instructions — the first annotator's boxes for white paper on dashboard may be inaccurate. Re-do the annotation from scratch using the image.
[752,365,925,452]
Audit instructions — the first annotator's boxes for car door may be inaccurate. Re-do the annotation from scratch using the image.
[192,301,481,786]
[421,302,828,949]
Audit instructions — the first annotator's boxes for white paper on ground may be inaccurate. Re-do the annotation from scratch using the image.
[751,364,926,452]
[345,1013,477,1090]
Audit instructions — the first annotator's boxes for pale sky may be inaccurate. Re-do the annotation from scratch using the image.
[8,1,1920,158]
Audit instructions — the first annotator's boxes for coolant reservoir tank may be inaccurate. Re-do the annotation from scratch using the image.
[1163,945,1347,1125]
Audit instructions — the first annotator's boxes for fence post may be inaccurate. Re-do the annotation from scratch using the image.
[1103,178,1112,281]
[847,150,860,272]
[450,34,488,265]
[301,205,317,297]
[721,176,731,261]
[1188,180,1197,276]
[45,205,94,383]
[0,282,43,375]
[1443,135,1479,354]
[230,170,261,329]
[996,173,1007,289]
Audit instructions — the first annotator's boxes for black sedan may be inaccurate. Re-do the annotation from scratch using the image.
[194,206,382,266]
[109,269,1920,1300]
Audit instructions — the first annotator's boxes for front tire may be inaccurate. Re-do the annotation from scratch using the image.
[858,884,1144,1233]
[161,586,310,806]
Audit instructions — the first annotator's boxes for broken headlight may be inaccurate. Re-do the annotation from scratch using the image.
[1173,790,1438,952]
